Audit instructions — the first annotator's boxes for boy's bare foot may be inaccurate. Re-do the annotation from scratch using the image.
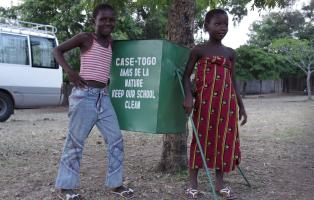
[111,185,134,198]
[57,189,81,200]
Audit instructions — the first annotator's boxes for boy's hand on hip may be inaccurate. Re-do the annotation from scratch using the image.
[239,107,247,126]
[68,70,87,88]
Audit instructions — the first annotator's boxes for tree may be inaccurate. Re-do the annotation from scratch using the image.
[157,0,195,172]
[271,38,314,100]
[236,45,282,95]
[249,0,314,48]
[249,11,305,47]
[298,0,314,42]
[247,0,314,94]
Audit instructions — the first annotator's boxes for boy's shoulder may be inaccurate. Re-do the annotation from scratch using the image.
[73,32,94,48]
[76,32,93,40]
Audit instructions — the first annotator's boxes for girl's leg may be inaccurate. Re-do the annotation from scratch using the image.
[215,169,224,191]
[189,168,199,189]
[215,170,236,199]
[55,88,97,189]
[95,94,124,189]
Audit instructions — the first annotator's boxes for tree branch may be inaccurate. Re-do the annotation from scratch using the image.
[285,57,308,74]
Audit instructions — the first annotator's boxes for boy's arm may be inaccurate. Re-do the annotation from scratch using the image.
[230,48,247,125]
[53,33,90,87]
[182,47,199,115]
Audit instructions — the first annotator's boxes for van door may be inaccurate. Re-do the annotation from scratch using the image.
[0,33,63,108]
[20,36,63,107]
[0,33,30,106]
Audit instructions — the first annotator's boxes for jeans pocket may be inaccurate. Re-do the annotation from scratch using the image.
[68,87,87,115]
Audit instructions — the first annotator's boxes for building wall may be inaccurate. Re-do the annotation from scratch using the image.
[283,76,314,92]
[238,80,282,94]
[239,76,313,94]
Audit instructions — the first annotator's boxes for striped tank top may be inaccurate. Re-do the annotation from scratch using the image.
[80,37,112,84]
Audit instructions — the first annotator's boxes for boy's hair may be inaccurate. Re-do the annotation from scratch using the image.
[205,9,227,23]
[92,3,115,19]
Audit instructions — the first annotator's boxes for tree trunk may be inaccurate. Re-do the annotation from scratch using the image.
[306,71,312,100]
[158,0,195,172]
[165,0,195,48]
[158,131,189,172]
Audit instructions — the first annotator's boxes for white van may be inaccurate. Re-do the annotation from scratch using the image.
[0,19,63,122]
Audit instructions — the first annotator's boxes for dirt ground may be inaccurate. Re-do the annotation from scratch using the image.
[0,95,314,200]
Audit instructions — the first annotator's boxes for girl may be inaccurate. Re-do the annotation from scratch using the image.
[53,4,133,200]
[183,9,247,199]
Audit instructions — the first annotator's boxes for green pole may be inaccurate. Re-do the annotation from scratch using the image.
[175,70,219,200]
[237,166,251,188]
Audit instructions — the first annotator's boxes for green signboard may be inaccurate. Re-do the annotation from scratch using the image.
[110,40,190,133]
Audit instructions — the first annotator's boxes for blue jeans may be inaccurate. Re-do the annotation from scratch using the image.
[55,87,124,189]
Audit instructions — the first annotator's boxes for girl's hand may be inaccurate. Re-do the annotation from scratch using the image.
[182,96,193,116]
[239,107,247,126]
[68,70,87,88]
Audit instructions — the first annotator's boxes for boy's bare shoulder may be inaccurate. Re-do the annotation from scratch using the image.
[73,32,93,48]
[76,32,93,41]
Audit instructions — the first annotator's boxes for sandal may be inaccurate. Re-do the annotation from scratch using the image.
[185,188,201,199]
[57,189,81,200]
[217,186,236,200]
[111,186,134,199]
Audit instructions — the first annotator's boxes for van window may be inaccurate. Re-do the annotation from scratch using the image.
[0,33,29,65]
[30,36,57,69]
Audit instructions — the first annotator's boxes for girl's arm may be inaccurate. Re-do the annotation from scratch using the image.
[53,33,91,88]
[182,47,199,115]
[230,49,247,125]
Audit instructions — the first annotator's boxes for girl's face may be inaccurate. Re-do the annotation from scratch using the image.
[94,9,116,37]
[205,14,228,41]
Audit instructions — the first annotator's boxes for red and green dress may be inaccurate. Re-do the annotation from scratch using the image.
[189,56,241,172]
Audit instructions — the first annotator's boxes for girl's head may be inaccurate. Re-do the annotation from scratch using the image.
[204,9,228,41]
[92,4,116,37]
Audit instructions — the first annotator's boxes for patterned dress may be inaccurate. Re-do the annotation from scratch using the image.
[189,56,241,172]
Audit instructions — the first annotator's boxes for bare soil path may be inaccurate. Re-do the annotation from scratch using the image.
[0,95,313,200]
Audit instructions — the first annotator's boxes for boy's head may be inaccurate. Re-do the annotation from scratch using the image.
[92,4,115,20]
[92,4,116,37]
[204,9,228,40]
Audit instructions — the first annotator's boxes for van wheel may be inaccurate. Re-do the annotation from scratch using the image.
[0,92,14,122]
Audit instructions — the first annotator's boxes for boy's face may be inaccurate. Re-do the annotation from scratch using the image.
[94,9,116,37]
[205,14,228,40]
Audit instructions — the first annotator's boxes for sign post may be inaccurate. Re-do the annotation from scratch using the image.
[110,40,190,133]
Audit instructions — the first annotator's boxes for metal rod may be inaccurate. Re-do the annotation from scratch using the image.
[237,166,251,188]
